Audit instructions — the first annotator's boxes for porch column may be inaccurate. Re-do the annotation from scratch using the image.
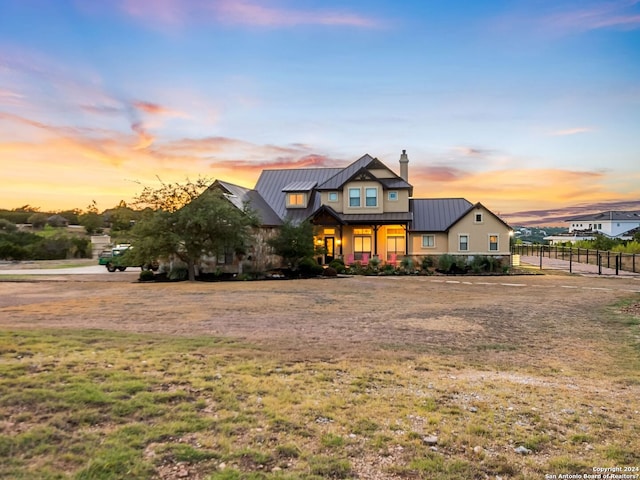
[373,225,379,257]
[404,224,409,256]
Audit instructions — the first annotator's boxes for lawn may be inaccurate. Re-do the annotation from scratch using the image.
[0,274,639,479]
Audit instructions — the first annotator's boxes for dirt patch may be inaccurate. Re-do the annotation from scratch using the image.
[1,273,639,371]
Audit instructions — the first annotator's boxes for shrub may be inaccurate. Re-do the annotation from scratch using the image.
[329,259,346,274]
[168,267,188,281]
[139,270,155,282]
[0,219,17,233]
[421,256,434,270]
[400,257,414,272]
[322,266,338,277]
[437,254,456,272]
[298,257,323,277]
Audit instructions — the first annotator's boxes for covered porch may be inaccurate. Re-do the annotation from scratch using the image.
[310,205,412,265]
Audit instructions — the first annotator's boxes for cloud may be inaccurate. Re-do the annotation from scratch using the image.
[213,0,381,28]
[451,146,495,157]
[108,0,381,29]
[546,0,640,32]
[551,127,594,136]
[133,100,185,117]
[503,199,640,226]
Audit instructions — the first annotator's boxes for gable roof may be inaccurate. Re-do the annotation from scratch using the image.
[212,180,282,226]
[316,154,411,191]
[410,198,473,231]
[254,167,342,223]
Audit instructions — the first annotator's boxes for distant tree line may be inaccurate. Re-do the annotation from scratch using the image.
[0,201,146,261]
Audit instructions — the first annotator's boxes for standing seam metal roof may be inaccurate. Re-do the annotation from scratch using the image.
[410,198,473,231]
[255,168,343,223]
[213,180,282,226]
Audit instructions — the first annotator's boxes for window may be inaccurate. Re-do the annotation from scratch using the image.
[475,213,483,223]
[459,234,469,251]
[349,188,361,207]
[387,228,405,260]
[388,191,398,201]
[489,234,498,251]
[287,193,305,207]
[353,235,371,261]
[323,228,335,235]
[422,235,435,248]
[328,192,338,202]
[597,224,602,229]
[365,187,377,207]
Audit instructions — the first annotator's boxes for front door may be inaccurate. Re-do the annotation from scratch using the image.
[324,237,335,264]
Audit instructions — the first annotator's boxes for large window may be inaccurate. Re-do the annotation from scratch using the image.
[353,235,371,261]
[349,188,361,207]
[386,228,405,260]
[489,234,498,251]
[365,187,377,207]
[422,235,435,248]
[459,234,469,251]
[287,193,305,207]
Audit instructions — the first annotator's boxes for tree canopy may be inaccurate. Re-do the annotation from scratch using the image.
[130,179,258,281]
[267,219,317,270]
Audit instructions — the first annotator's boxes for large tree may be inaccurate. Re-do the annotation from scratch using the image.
[267,219,317,270]
[131,179,258,281]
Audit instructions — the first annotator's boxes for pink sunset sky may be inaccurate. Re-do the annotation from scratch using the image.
[1,0,639,225]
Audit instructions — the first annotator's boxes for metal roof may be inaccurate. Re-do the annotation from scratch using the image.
[338,212,413,224]
[255,168,343,224]
[282,180,317,192]
[214,180,283,226]
[410,198,473,231]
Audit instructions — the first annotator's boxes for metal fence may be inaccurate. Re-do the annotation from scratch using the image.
[512,244,639,275]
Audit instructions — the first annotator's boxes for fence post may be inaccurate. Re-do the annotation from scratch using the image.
[607,251,610,268]
[569,249,572,273]
[634,253,636,274]
[598,254,602,275]
[540,246,543,270]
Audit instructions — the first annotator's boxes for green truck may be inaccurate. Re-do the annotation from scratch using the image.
[98,244,158,272]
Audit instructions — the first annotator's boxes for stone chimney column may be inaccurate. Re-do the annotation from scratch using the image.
[399,149,409,182]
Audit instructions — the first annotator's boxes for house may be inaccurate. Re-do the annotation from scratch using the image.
[545,211,640,245]
[212,151,512,270]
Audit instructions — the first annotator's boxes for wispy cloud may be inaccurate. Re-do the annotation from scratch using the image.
[550,127,594,136]
[109,0,382,29]
[213,0,381,28]
[546,0,640,32]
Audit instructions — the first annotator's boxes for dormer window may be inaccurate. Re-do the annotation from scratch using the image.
[286,192,306,208]
[282,180,316,209]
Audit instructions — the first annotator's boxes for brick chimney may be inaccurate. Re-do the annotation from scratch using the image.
[399,149,409,182]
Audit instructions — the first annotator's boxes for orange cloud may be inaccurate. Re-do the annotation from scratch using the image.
[408,166,639,223]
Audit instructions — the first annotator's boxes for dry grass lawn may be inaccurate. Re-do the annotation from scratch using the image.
[0,272,639,479]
